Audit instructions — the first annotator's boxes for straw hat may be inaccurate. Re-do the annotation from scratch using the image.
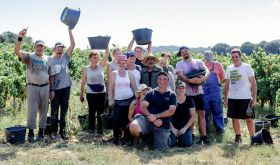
[136,84,151,93]
[142,53,159,66]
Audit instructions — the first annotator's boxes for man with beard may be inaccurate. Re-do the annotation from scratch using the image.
[50,28,75,140]
[176,46,210,145]
[140,54,163,89]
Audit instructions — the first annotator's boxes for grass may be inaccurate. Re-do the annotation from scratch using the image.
[1,85,280,164]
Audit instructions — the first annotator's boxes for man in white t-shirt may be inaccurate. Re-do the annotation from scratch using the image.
[224,48,257,144]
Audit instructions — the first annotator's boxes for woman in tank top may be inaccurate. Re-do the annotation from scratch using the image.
[80,47,110,134]
[108,54,137,145]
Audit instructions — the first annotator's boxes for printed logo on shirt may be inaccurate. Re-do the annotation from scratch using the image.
[230,70,242,84]
[32,59,47,72]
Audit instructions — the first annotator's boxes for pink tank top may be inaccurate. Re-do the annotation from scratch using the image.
[134,99,141,115]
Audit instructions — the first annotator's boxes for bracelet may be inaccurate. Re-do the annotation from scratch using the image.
[17,37,23,41]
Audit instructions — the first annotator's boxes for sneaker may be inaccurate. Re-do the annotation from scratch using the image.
[51,132,57,139]
[60,131,69,141]
[202,136,211,145]
[234,135,242,143]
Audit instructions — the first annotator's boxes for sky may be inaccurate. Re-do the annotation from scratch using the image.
[1,0,280,49]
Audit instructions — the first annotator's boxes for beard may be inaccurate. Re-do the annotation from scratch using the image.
[183,55,189,60]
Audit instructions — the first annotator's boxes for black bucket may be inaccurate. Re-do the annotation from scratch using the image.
[251,128,273,145]
[44,116,51,135]
[60,7,81,29]
[5,125,26,144]
[101,113,113,130]
[78,114,88,130]
[88,36,111,49]
[132,28,153,45]
[255,121,271,132]
[263,114,279,127]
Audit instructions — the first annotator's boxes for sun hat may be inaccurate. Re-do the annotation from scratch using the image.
[116,55,127,62]
[136,84,151,93]
[142,53,159,66]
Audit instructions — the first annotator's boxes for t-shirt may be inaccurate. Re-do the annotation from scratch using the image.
[144,88,177,129]
[176,59,206,96]
[86,64,106,93]
[225,62,254,99]
[22,52,54,84]
[171,97,195,129]
[129,67,141,87]
[50,53,71,90]
[135,58,145,68]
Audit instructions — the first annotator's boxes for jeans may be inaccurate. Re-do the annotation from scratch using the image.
[51,86,70,133]
[86,92,106,131]
[170,128,192,147]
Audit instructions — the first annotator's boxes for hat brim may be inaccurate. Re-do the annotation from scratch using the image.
[136,87,152,93]
[142,56,159,66]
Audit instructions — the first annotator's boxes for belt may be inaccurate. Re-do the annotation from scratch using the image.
[28,83,49,87]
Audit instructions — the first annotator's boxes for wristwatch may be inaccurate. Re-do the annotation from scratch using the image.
[156,114,160,119]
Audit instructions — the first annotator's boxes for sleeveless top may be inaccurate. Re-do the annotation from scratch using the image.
[114,70,134,100]
[86,64,106,93]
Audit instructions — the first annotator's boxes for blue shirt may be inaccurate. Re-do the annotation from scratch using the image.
[144,88,177,129]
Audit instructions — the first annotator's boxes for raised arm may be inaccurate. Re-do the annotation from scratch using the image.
[99,47,110,67]
[14,28,27,59]
[147,41,152,54]
[66,28,75,56]
[127,38,134,51]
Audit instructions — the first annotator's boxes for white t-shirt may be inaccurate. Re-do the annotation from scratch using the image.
[225,62,255,99]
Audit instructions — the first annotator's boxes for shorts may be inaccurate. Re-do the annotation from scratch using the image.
[133,115,171,151]
[227,99,253,119]
[187,94,204,110]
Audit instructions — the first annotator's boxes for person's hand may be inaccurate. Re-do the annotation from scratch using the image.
[49,91,55,100]
[147,114,157,123]
[18,28,28,38]
[251,99,257,108]
[188,77,200,84]
[80,94,84,102]
[224,99,228,108]
[108,98,114,106]
[178,127,187,135]
[153,119,162,127]
[171,127,179,137]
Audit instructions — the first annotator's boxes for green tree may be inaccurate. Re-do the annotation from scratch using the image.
[240,41,255,55]
[264,41,280,54]
[211,43,230,55]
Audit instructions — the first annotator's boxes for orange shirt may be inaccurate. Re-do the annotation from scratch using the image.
[204,61,225,83]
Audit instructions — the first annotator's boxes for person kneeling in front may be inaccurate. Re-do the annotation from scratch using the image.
[130,71,176,151]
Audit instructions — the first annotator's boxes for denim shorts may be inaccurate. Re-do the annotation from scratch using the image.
[134,115,171,151]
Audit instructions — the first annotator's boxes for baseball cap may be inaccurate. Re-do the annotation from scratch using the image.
[157,71,168,77]
[124,51,135,58]
[35,40,45,46]
[176,81,186,88]
[54,42,65,48]
[176,46,189,57]
[204,50,213,61]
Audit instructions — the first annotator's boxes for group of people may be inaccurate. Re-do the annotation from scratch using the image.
[14,28,257,151]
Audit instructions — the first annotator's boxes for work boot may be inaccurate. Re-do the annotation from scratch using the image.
[36,128,44,142]
[59,130,69,141]
[28,129,35,143]
[234,135,242,143]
